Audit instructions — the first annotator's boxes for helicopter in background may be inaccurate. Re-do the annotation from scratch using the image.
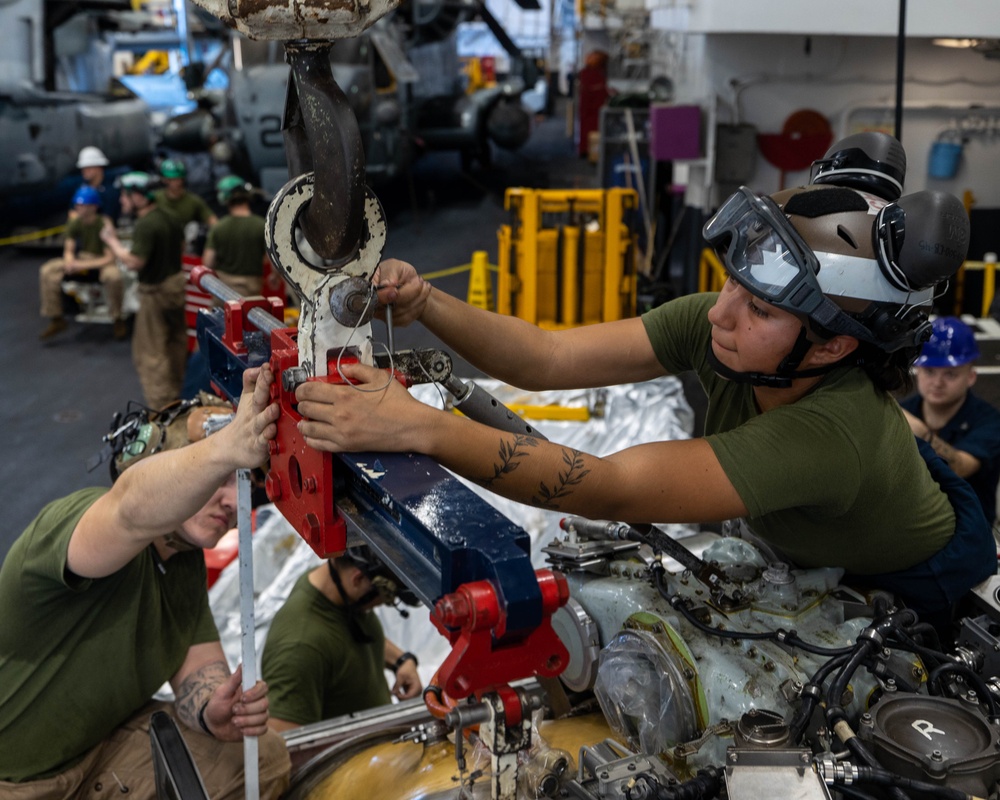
[160,0,540,198]
[0,0,156,227]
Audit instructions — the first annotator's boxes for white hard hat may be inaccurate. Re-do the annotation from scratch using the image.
[76,146,109,169]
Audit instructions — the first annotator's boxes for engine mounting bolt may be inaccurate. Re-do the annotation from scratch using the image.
[728,752,738,764]
[931,750,943,761]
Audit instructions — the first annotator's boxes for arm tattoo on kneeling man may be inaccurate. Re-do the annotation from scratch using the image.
[174,660,229,731]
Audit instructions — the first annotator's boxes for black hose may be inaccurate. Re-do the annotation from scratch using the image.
[889,628,948,669]
[653,566,852,655]
[834,785,882,800]
[788,653,852,743]
[824,713,912,800]
[843,732,882,770]
[784,632,854,657]
[825,644,873,712]
[826,610,918,713]
[624,766,722,800]
[848,765,972,800]
[904,621,943,652]
[928,661,1000,721]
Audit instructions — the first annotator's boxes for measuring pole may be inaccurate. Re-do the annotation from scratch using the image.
[237,468,260,800]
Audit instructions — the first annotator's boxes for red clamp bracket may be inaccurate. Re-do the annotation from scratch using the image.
[263,328,407,558]
[431,569,571,701]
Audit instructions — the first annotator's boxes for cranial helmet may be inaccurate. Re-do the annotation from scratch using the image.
[72,185,102,207]
[116,171,160,200]
[914,316,980,368]
[104,392,234,481]
[342,544,419,607]
[811,131,907,201]
[216,174,251,205]
[703,182,969,386]
[76,146,109,169]
[159,158,187,179]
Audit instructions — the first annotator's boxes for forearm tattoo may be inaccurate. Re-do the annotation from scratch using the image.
[532,448,591,509]
[480,435,591,510]
[174,660,229,730]
[482,434,540,488]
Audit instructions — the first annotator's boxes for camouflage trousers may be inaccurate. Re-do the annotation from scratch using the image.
[133,271,188,410]
[0,700,290,800]
[39,257,124,320]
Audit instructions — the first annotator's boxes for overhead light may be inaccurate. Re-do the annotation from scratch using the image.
[932,38,1000,58]
[932,38,979,48]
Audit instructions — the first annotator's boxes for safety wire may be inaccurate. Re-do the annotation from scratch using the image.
[333,284,395,394]
[416,353,450,410]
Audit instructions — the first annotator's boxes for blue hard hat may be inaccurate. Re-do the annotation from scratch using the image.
[914,316,980,367]
[72,185,101,207]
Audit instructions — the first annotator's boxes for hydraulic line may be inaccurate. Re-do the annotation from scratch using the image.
[652,566,853,656]
[835,785,882,800]
[928,662,1000,722]
[822,611,920,800]
[788,652,852,743]
[888,629,948,671]
[828,764,982,800]
[830,721,913,800]
[624,766,722,800]
[903,621,943,652]
[826,610,918,713]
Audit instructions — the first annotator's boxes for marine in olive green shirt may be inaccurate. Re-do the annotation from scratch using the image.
[154,189,216,228]
[641,292,954,575]
[130,206,184,284]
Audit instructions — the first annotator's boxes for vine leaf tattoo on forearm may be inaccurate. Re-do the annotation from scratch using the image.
[532,448,591,509]
[481,437,591,510]
[482,434,540,488]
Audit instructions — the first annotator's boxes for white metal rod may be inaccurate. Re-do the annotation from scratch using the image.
[237,468,259,800]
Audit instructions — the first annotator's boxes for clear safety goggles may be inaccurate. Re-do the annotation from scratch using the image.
[703,187,883,345]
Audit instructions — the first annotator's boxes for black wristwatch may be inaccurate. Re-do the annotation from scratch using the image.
[392,651,418,673]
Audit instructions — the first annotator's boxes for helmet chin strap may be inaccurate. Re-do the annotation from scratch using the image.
[328,560,380,643]
[705,327,846,388]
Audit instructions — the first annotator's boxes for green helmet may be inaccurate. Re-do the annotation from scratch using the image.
[216,174,251,205]
[116,171,159,200]
[159,158,187,179]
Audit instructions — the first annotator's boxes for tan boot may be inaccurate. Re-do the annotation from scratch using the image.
[39,317,68,340]
[113,318,129,341]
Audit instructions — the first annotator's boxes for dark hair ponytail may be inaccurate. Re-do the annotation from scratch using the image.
[855,342,919,394]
